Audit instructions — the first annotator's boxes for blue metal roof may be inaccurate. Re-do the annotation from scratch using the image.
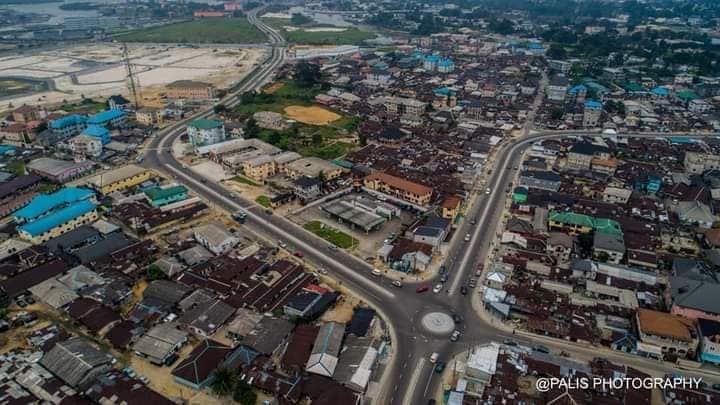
[15,187,95,222]
[18,200,97,237]
[651,86,669,96]
[50,114,86,130]
[82,125,111,144]
[585,100,602,109]
[87,108,125,125]
[568,84,587,95]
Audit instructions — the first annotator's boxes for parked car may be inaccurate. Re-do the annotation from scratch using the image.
[278,241,288,249]
[416,284,430,293]
[464,233,471,242]
[460,286,468,295]
[532,345,550,354]
[485,187,491,194]
[434,361,446,373]
[433,283,443,293]
[450,330,461,342]
[503,340,517,346]
[392,280,403,288]
[429,352,439,363]
[293,250,304,258]
[440,274,448,283]
[468,278,477,288]
[371,268,382,276]
[452,314,463,324]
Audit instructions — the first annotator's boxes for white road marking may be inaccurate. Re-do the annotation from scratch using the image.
[402,358,426,405]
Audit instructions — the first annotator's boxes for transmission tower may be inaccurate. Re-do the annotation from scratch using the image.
[122,42,142,109]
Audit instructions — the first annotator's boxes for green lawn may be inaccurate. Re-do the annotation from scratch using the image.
[303,221,357,249]
[284,28,375,45]
[256,195,272,208]
[0,79,46,98]
[230,175,260,187]
[115,18,266,44]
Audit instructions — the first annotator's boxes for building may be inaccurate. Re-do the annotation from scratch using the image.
[12,105,41,123]
[593,233,625,264]
[603,186,632,204]
[440,195,461,220]
[133,323,189,365]
[107,95,130,110]
[187,119,226,149]
[0,123,34,146]
[17,199,98,244]
[81,125,111,145]
[193,223,239,255]
[285,157,344,180]
[384,96,426,116]
[698,319,720,365]
[636,308,697,359]
[86,164,153,194]
[684,151,720,175]
[547,75,570,102]
[40,337,113,389]
[306,321,344,377]
[669,276,720,322]
[135,107,164,127]
[87,109,126,128]
[242,155,276,181]
[69,135,103,157]
[583,100,602,128]
[26,158,95,183]
[166,80,215,99]
[549,211,622,236]
[437,57,455,73]
[144,185,188,207]
[518,171,562,192]
[547,232,573,263]
[363,172,433,207]
[50,114,87,139]
[172,339,234,390]
[253,111,287,130]
[293,176,322,203]
[566,141,611,171]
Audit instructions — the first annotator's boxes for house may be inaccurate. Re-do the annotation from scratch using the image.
[285,157,344,181]
[40,337,113,389]
[672,200,717,228]
[187,119,226,149]
[698,319,720,365]
[440,195,461,220]
[548,211,622,236]
[87,109,126,128]
[603,186,632,204]
[518,171,562,192]
[179,299,235,337]
[546,75,569,102]
[685,152,720,175]
[69,135,103,157]
[668,276,720,322]
[133,322,189,365]
[86,164,152,194]
[593,233,625,264]
[136,107,164,127]
[583,100,602,127]
[144,185,188,207]
[166,80,215,99]
[282,324,320,374]
[193,223,239,255]
[26,158,95,183]
[363,172,433,207]
[566,141,611,171]
[12,105,41,122]
[306,321,344,377]
[172,339,232,390]
[293,176,322,203]
[107,94,131,110]
[547,232,573,263]
[636,308,698,359]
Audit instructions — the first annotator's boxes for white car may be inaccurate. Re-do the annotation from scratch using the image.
[464,233,471,242]
[485,188,491,194]
[433,283,443,294]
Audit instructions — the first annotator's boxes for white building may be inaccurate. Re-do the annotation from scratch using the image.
[187,119,226,149]
[193,223,239,255]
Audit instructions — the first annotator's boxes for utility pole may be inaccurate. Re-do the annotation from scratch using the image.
[122,42,142,110]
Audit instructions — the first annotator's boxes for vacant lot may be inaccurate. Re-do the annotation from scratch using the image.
[116,18,266,44]
[0,79,46,97]
[284,28,375,45]
[304,220,358,249]
[285,105,341,126]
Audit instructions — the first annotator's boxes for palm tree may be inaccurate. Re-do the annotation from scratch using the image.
[210,367,237,397]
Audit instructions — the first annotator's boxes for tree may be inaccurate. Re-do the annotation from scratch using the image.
[546,44,567,59]
[213,104,227,114]
[311,132,323,145]
[244,118,260,139]
[211,367,237,397]
[295,62,321,87]
[232,381,257,405]
[146,265,167,281]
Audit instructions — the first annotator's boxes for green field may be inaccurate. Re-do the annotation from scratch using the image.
[0,79,46,98]
[256,195,272,208]
[115,18,266,44]
[261,17,374,45]
[230,175,261,187]
[304,221,357,249]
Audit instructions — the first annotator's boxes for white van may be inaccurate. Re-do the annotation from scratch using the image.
[430,352,439,363]
[371,269,382,277]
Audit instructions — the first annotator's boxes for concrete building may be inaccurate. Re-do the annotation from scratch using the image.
[136,108,164,127]
[684,151,720,175]
[87,109,126,128]
[188,119,226,149]
[242,155,276,181]
[284,157,344,180]
[384,96,427,116]
[698,319,720,365]
[26,158,95,183]
[50,115,87,139]
[69,135,103,157]
[133,323,189,365]
[193,223,239,255]
[636,308,697,359]
[15,187,98,244]
[86,164,153,194]
[593,233,625,264]
[81,125,111,145]
[363,172,433,207]
[166,80,215,99]
[583,100,602,128]
[144,185,188,207]
[603,186,632,204]
[546,75,569,102]
[306,321,344,377]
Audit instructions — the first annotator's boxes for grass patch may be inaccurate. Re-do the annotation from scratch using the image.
[256,195,272,208]
[284,28,375,45]
[0,79,47,98]
[303,220,357,249]
[6,160,24,177]
[297,141,355,159]
[230,175,261,187]
[115,18,266,44]
[234,81,321,115]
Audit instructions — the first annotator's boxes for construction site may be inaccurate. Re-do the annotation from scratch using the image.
[0,43,267,111]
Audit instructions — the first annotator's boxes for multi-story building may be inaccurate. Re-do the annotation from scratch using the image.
[81,125,111,145]
[253,111,287,130]
[15,187,98,244]
[50,114,87,139]
[684,151,720,174]
[546,75,569,102]
[566,141,611,171]
[86,164,153,194]
[87,109,127,128]
[636,308,698,359]
[583,100,602,128]
[241,155,276,182]
[187,119,226,149]
[136,108,164,127]
[0,123,34,146]
[12,105,42,123]
[384,97,426,116]
[69,135,103,158]
[26,158,95,183]
[363,172,433,207]
[284,157,343,181]
[166,80,215,100]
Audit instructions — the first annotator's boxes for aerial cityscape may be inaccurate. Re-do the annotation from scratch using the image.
[1,0,720,404]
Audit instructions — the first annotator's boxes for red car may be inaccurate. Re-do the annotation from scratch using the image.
[294,251,304,258]
[416,284,430,293]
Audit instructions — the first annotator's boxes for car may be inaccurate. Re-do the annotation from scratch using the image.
[293,250,304,258]
[452,314,463,324]
[200,178,208,183]
[439,265,447,274]
[475,263,484,277]
[15,298,27,308]
[371,268,382,276]
[713,383,720,391]
[392,280,403,288]
[485,188,491,194]
[428,400,437,405]
[264,208,273,215]
[450,330,461,342]
[532,345,550,354]
[468,278,477,288]
[464,233,471,242]
[416,284,430,293]
[279,241,288,249]
[434,361,446,373]
[318,268,329,275]
[24,296,35,305]
[433,283,443,293]
[440,274,448,283]
[327,245,338,251]
[503,340,517,346]
[429,352,439,363]
[460,286,468,295]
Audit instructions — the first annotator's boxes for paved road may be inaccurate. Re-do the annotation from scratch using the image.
[142,8,720,403]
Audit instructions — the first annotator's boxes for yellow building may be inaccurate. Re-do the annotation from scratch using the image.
[87,164,153,194]
[136,108,164,127]
[440,195,462,219]
[17,201,98,244]
[363,172,433,207]
[284,157,344,181]
[241,156,276,182]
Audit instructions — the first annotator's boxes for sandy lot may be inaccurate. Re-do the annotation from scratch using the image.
[284,105,341,125]
[0,44,266,112]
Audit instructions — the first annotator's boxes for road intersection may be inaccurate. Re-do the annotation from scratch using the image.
[142,9,720,404]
